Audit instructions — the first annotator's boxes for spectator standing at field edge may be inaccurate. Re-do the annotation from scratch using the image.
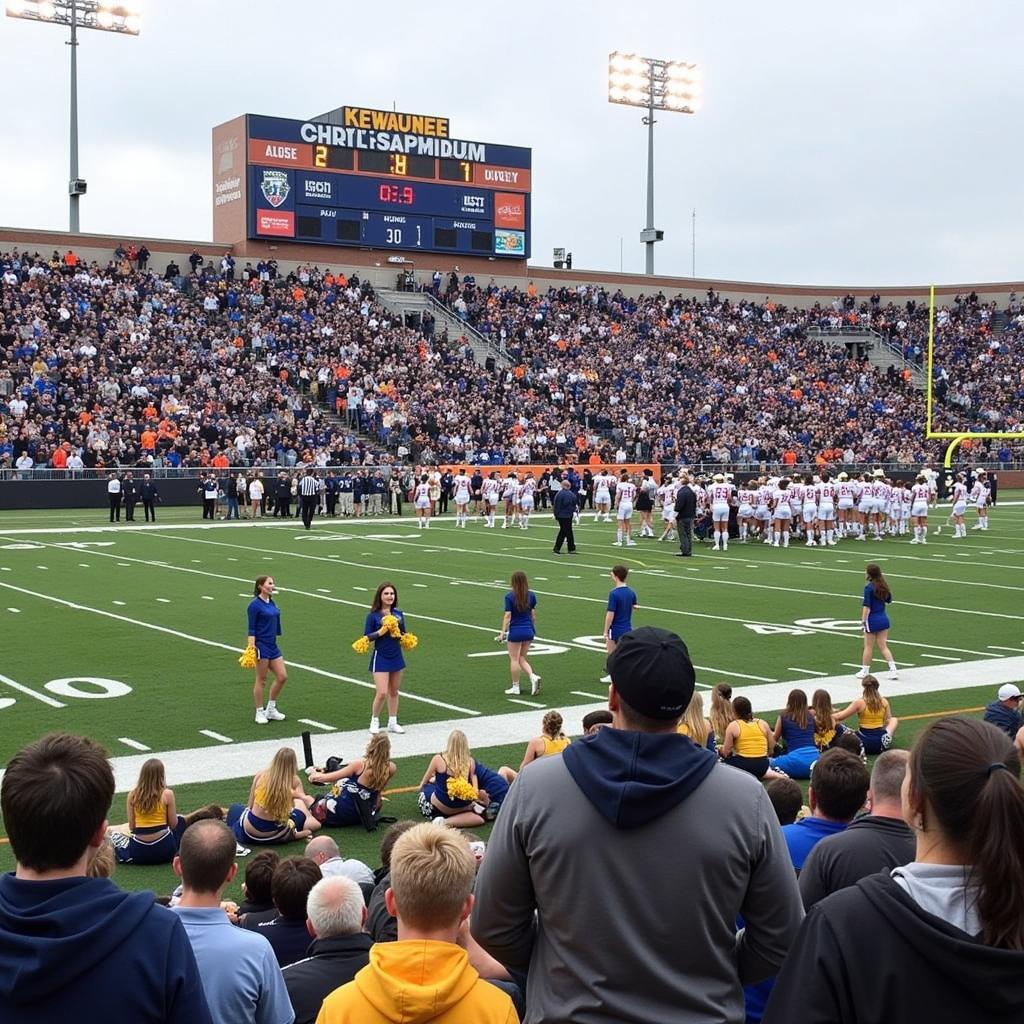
[472,625,803,1024]
[552,478,577,554]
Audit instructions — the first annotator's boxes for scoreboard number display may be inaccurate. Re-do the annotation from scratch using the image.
[237,107,531,259]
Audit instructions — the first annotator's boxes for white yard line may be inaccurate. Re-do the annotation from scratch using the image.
[0,579,481,717]
[298,719,336,731]
[199,730,233,744]
[0,672,66,708]
[787,667,829,677]
[117,737,151,751]
[507,698,546,709]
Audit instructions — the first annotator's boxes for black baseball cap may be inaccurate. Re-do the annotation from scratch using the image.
[607,626,696,720]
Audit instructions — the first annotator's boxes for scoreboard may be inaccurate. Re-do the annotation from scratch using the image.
[228,109,531,260]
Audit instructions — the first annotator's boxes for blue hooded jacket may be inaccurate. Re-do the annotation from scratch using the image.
[0,873,212,1024]
[561,726,717,829]
[983,700,1022,739]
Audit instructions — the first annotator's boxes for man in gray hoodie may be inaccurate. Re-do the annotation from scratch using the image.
[471,626,804,1024]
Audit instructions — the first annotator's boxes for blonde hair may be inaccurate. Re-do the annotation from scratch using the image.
[132,758,167,817]
[679,691,708,743]
[87,839,116,879]
[362,733,393,791]
[258,748,299,822]
[389,823,476,930]
[862,676,885,715]
[442,730,472,781]
[709,684,735,744]
[541,711,565,740]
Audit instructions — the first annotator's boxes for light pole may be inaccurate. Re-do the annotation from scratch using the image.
[5,0,142,233]
[608,52,701,276]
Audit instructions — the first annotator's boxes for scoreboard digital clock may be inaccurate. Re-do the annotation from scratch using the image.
[212,108,531,260]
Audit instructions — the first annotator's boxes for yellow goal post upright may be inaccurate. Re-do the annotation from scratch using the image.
[925,283,1022,469]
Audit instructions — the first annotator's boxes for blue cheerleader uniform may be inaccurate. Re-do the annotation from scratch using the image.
[247,596,282,661]
[504,590,536,643]
[769,714,820,779]
[364,608,406,672]
[311,780,380,828]
[863,584,892,633]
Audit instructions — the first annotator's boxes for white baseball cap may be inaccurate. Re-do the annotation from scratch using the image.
[998,684,1022,701]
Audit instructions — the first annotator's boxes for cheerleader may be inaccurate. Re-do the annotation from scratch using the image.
[498,710,571,784]
[708,473,734,551]
[519,472,536,529]
[229,747,320,845]
[770,477,793,548]
[613,470,637,546]
[499,570,540,696]
[834,675,899,754]
[417,729,485,829]
[767,689,819,779]
[708,683,735,746]
[593,470,613,522]
[481,471,500,527]
[855,562,898,679]
[500,472,519,529]
[657,474,678,541]
[719,697,773,779]
[736,479,756,543]
[365,581,409,735]
[307,733,397,828]
[817,472,837,546]
[451,467,472,528]
[677,691,716,751]
[802,473,819,545]
[909,473,930,544]
[247,575,288,725]
[413,474,432,529]
[970,469,991,530]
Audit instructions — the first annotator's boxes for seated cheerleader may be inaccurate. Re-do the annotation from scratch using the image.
[109,758,223,865]
[834,675,900,754]
[417,729,485,829]
[811,688,854,751]
[708,683,735,748]
[719,696,773,779]
[307,733,397,828]
[677,691,716,751]
[228,747,320,845]
[766,689,819,779]
[499,710,571,784]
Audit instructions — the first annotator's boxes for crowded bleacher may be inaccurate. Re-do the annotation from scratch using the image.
[2,246,1021,476]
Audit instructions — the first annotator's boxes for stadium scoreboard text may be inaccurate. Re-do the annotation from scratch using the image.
[231,107,531,260]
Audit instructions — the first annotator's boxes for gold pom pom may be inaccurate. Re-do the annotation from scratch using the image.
[238,646,257,670]
[352,635,371,655]
[400,632,418,651]
[381,614,402,638]
[446,776,478,802]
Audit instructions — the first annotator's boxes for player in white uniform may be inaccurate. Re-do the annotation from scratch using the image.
[614,471,637,546]
[708,474,734,551]
[481,472,500,528]
[657,475,678,542]
[736,481,756,543]
[593,471,613,522]
[518,472,536,529]
[769,478,792,548]
[500,472,519,529]
[452,468,472,528]
[869,471,888,541]
[970,469,991,530]
[800,473,819,545]
[835,472,854,538]
[755,478,773,542]
[909,474,931,543]
[788,479,804,540]
[923,465,939,508]
[817,473,837,546]
[945,474,970,538]
[413,474,432,529]
[853,472,872,540]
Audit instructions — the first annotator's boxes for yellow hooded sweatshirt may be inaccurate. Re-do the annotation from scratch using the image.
[315,940,517,1024]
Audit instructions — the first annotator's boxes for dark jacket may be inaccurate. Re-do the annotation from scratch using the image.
[140,481,159,501]
[281,932,373,1024]
[367,874,397,944]
[0,873,212,1024]
[764,872,1024,1024]
[552,486,577,519]
[244,913,314,967]
[983,700,1022,739]
[798,815,916,909]
[674,484,697,519]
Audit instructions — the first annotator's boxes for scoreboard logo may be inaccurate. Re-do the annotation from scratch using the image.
[260,169,291,208]
[494,229,526,256]
[495,193,525,230]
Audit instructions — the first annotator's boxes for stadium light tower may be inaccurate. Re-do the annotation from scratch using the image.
[608,52,701,275]
[5,0,142,233]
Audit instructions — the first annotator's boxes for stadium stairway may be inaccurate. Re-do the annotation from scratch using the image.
[809,326,925,390]
[376,288,509,367]
[991,309,1010,335]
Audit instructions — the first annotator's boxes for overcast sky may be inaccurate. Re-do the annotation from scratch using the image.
[0,0,1019,286]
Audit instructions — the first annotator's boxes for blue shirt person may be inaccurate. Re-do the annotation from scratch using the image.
[605,576,639,642]
[503,590,537,643]
[363,608,407,673]
[247,593,282,661]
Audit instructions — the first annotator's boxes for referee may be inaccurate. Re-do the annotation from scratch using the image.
[299,469,319,530]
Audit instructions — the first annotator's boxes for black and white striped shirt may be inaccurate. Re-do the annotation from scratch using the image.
[299,474,319,497]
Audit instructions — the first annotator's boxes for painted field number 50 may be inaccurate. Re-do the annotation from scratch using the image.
[0,673,131,711]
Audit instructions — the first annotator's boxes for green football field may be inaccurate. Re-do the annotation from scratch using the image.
[0,496,1021,893]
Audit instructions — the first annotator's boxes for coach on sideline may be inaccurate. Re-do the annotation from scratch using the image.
[552,478,578,554]
[299,470,319,530]
[674,474,697,557]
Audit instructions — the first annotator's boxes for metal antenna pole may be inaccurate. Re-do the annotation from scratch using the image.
[642,67,656,275]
